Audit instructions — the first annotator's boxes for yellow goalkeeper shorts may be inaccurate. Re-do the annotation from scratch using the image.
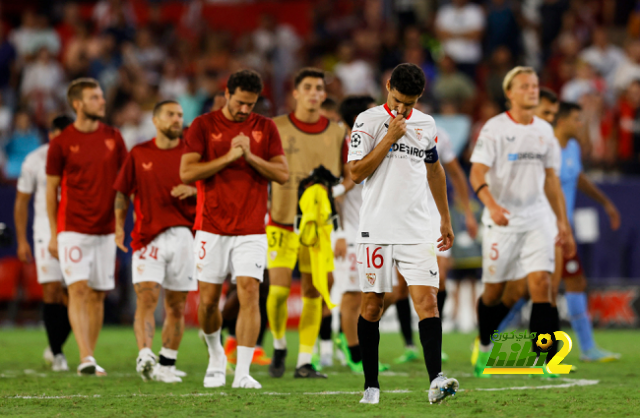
[266,225,334,273]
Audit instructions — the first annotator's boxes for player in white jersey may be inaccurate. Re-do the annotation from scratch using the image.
[15,115,74,372]
[348,64,459,405]
[469,67,575,378]
[393,125,479,365]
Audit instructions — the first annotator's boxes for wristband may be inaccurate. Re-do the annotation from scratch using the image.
[474,183,488,195]
[332,184,346,197]
[333,226,346,240]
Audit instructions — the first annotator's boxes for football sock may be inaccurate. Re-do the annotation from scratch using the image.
[159,347,177,366]
[320,315,332,341]
[235,346,255,379]
[203,329,225,365]
[546,306,560,362]
[566,291,595,352]
[256,294,268,347]
[358,315,380,389]
[297,296,322,367]
[267,285,290,349]
[436,290,447,317]
[43,303,72,355]
[497,297,527,333]
[348,344,362,363]
[529,303,555,358]
[419,317,442,382]
[395,297,414,347]
[477,298,510,348]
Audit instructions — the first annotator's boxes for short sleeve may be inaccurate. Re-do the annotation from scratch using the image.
[113,152,136,195]
[546,139,562,175]
[16,155,37,194]
[347,114,376,162]
[184,117,206,155]
[266,119,285,159]
[436,128,456,164]
[46,138,64,176]
[470,125,497,167]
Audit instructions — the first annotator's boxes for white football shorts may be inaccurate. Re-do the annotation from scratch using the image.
[57,232,116,291]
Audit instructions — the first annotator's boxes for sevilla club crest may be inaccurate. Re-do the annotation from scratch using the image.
[366,273,376,285]
[105,138,115,151]
[414,128,423,141]
[252,131,263,143]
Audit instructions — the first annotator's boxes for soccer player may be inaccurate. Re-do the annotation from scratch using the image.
[393,125,478,365]
[349,63,459,405]
[46,78,127,375]
[470,67,575,378]
[266,68,352,379]
[113,100,198,383]
[180,69,288,389]
[15,115,74,372]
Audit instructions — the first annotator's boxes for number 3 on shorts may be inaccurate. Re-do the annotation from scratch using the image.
[199,241,206,260]
[366,247,384,269]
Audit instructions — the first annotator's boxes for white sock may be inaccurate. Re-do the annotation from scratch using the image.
[274,337,287,350]
[203,330,225,367]
[320,340,333,357]
[235,346,255,380]
[480,343,493,352]
[296,352,312,368]
[139,347,154,358]
[159,347,178,360]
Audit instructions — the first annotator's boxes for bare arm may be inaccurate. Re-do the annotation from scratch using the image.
[469,163,510,226]
[245,154,289,185]
[179,148,243,184]
[14,192,33,263]
[114,191,130,252]
[427,160,454,251]
[443,158,478,239]
[46,175,61,258]
[544,168,576,257]
[577,172,620,230]
[350,115,406,183]
[340,162,355,193]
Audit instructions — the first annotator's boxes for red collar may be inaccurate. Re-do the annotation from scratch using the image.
[384,103,413,120]
[506,111,534,125]
[289,112,329,134]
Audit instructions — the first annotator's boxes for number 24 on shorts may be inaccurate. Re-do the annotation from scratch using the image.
[365,247,384,269]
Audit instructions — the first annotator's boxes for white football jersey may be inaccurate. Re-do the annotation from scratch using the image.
[348,104,439,244]
[16,144,52,237]
[427,127,456,241]
[470,112,560,232]
[342,182,362,244]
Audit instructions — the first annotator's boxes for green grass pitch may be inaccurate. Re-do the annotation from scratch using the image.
[0,328,638,417]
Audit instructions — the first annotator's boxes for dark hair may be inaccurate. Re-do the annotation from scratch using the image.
[389,63,426,97]
[339,95,376,126]
[153,100,179,116]
[321,97,337,111]
[227,69,263,95]
[294,67,325,88]
[67,77,100,109]
[50,115,74,132]
[556,101,582,123]
[539,87,558,104]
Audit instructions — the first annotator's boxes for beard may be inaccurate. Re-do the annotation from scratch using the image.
[161,126,182,140]
[82,110,104,121]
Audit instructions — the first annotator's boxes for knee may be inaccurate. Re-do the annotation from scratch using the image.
[199,294,220,313]
[361,299,383,322]
[301,284,320,299]
[565,275,587,292]
[166,301,185,320]
[137,293,158,311]
[68,282,90,299]
[42,284,63,304]
[238,280,260,304]
[529,273,550,293]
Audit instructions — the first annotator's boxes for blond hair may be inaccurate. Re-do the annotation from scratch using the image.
[67,78,100,110]
[502,66,536,95]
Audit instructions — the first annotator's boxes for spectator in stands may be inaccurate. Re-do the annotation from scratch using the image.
[613,39,640,95]
[177,76,205,127]
[0,91,12,139]
[159,59,188,101]
[19,47,65,127]
[334,42,378,97]
[63,22,101,79]
[10,11,60,59]
[435,0,485,80]
[0,21,17,109]
[484,0,521,59]
[433,55,476,113]
[3,110,41,179]
[580,27,626,94]
[611,79,640,174]
[89,33,122,93]
[55,2,82,60]
[483,46,513,111]
[126,27,165,84]
[561,60,605,104]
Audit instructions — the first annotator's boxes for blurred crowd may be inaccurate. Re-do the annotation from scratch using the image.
[2,0,640,181]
